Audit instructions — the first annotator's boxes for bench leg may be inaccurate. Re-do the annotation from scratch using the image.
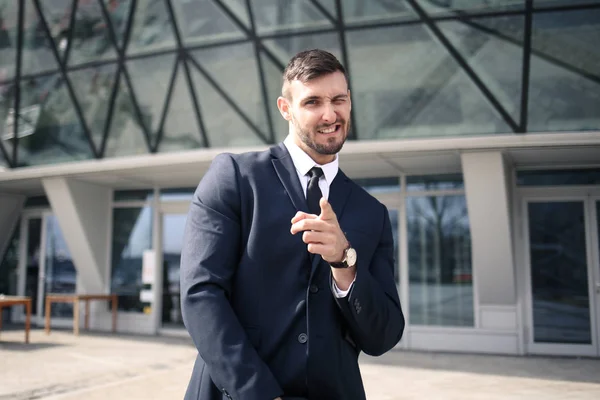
[45,299,51,335]
[85,300,90,331]
[25,301,31,344]
[73,300,80,336]
[112,296,118,333]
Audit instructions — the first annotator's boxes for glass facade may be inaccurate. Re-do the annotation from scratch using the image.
[0,0,597,168]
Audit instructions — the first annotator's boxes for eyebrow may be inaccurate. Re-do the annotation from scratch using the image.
[301,94,348,103]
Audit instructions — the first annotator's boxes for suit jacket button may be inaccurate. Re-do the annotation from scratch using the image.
[298,333,308,344]
[309,284,319,293]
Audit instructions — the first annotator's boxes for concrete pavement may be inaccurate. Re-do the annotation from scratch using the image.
[1,328,599,399]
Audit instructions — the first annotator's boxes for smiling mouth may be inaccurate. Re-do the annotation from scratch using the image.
[317,124,341,135]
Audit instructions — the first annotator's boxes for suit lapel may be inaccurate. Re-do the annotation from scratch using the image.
[271,143,308,213]
[309,170,353,282]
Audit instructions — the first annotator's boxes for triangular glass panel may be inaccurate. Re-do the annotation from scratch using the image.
[101,0,134,50]
[61,0,119,66]
[0,80,16,165]
[345,23,511,140]
[103,77,151,158]
[21,0,60,76]
[190,44,269,136]
[126,53,177,146]
[171,0,246,46]
[67,63,119,151]
[259,51,288,143]
[343,0,417,26]
[156,67,204,153]
[415,0,523,17]
[438,17,524,125]
[314,0,338,22]
[0,0,20,81]
[16,74,95,167]
[188,62,265,148]
[38,0,72,62]
[252,0,335,34]
[263,33,341,67]
[528,53,600,132]
[126,0,177,56]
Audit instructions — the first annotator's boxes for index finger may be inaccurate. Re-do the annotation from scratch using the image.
[319,198,336,221]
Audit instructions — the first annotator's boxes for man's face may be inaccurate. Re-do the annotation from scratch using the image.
[278,71,351,162]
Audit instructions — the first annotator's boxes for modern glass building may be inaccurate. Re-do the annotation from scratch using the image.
[1,0,600,357]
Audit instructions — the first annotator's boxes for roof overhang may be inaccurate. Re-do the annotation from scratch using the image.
[1,132,599,195]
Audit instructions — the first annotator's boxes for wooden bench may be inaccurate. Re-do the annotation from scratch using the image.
[45,294,118,336]
[0,295,32,343]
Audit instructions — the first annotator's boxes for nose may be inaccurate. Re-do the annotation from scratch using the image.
[322,103,336,124]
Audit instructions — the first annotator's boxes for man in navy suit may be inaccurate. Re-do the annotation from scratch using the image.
[180,49,405,400]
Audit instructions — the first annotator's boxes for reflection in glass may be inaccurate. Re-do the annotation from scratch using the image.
[188,65,264,148]
[528,201,591,344]
[437,17,524,123]
[0,223,21,297]
[260,52,288,143]
[126,0,177,55]
[24,218,42,315]
[407,174,464,192]
[0,0,18,80]
[415,0,523,16]
[20,0,59,76]
[68,65,118,151]
[17,74,95,166]
[252,0,334,34]
[347,24,511,141]
[162,213,187,327]
[158,67,204,152]
[40,0,119,66]
[113,189,153,202]
[408,195,473,327]
[191,44,269,135]
[44,215,77,318]
[356,177,401,194]
[528,9,600,132]
[160,187,195,202]
[263,33,341,69]
[343,0,416,26]
[111,206,153,312]
[103,78,150,157]
[126,54,176,141]
[0,80,16,163]
[517,168,600,187]
[171,0,245,45]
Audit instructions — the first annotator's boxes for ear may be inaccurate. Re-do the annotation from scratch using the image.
[277,96,292,121]
[347,89,352,112]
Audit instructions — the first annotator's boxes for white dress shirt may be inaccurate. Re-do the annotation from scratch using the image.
[283,136,354,298]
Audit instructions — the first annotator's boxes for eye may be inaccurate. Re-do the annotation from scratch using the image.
[305,100,317,106]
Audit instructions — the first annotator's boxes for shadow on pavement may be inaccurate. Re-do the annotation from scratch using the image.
[0,340,67,352]
[360,349,600,385]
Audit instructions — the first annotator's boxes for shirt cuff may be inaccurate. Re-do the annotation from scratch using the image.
[332,279,355,298]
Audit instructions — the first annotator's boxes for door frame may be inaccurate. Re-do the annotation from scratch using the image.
[521,193,599,357]
[156,201,190,335]
[16,209,76,328]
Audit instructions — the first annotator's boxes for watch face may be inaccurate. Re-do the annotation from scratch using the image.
[346,248,357,266]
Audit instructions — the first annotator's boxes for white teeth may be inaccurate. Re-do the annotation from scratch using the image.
[319,126,336,133]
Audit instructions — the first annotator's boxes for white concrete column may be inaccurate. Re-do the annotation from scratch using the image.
[461,152,518,334]
[42,178,111,293]
[0,192,25,267]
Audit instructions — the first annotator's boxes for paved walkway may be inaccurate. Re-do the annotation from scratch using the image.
[1,328,599,399]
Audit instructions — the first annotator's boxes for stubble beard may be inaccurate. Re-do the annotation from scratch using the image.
[292,113,350,156]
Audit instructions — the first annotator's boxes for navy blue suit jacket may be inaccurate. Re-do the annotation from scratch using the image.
[180,143,404,400]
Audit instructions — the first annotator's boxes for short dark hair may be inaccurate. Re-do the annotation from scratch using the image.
[282,49,348,98]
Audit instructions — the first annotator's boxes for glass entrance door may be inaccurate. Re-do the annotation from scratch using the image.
[18,212,77,325]
[524,198,599,356]
[160,212,187,329]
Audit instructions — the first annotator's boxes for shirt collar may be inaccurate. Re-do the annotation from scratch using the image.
[283,135,339,184]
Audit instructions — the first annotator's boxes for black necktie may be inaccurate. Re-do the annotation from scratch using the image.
[306,167,324,215]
